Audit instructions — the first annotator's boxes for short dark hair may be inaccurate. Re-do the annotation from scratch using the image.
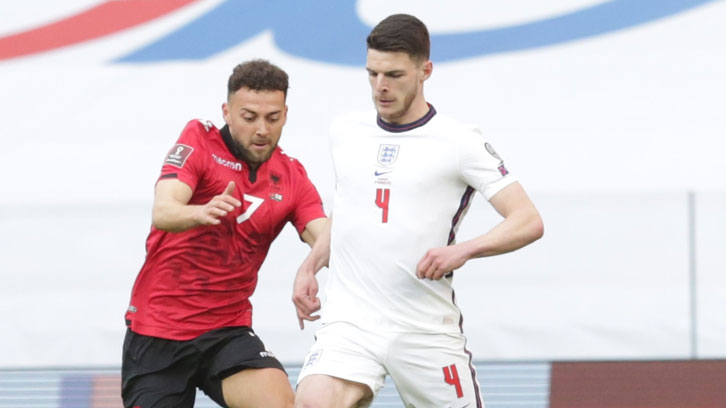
[227,59,289,98]
[366,14,430,63]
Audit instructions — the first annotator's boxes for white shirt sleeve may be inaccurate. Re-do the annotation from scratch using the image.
[458,126,518,200]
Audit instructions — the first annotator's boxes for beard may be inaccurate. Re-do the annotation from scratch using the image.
[228,136,276,168]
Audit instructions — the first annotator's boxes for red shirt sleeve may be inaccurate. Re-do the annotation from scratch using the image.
[158,120,207,191]
[289,160,326,234]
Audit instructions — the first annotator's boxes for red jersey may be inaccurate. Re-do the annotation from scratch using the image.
[125,120,325,340]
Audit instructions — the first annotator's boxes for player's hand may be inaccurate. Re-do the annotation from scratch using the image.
[195,181,241,226]
[292,265,321,329]
[416,244,470,280]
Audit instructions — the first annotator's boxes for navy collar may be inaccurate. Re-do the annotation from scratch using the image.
[377,104,436,133]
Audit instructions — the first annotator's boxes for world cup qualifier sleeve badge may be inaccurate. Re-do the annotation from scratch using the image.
[377,144,400,167]
[164,144,194,168]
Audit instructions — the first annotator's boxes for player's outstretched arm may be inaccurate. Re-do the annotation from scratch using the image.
[416,182,543,280]
[292,216,332,329]
[301,217,329,248]
[152,179,241,233]
[471,181,543,256]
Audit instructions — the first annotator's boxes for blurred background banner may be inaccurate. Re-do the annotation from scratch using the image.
[1,0,725,368]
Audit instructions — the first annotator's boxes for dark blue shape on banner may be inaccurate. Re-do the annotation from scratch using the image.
[116,0,718,65]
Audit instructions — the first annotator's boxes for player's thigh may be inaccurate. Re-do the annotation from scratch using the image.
[387,332,483,408]
[122,370,197,408]
[295,374,373,408]
[221,367,293,408]
[199,326,289,406]
[296,322,386,406]
[121,329,198,408]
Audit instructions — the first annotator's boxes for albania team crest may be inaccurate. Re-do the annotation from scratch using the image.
[377,144,400,166]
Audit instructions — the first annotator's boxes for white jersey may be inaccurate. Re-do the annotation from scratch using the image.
[322,106,517,334]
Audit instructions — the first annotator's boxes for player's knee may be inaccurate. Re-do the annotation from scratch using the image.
[294,395,322,408]
[294,381,367,408]
[294,386,329,408]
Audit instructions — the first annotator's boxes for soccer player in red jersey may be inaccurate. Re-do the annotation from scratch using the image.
[122,59,326,408]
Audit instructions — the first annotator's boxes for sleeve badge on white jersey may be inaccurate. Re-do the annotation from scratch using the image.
[485,142,510,176]
[377,144,400,166]
[484,142,502,161]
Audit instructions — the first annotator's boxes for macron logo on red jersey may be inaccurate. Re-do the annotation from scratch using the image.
[211,153,243,171]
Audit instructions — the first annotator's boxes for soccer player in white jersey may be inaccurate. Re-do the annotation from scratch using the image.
[292,14,544,408]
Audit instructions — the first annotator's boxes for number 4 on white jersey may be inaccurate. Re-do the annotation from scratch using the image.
[237,194,264,223]
[375,188,390,223]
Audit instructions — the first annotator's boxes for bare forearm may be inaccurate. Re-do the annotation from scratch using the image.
[461,207,543,260]
[152,200,204,232]
[417,183,543,280]
[299,217,332,273]
[308,223,331,272]
[151,180,240,232]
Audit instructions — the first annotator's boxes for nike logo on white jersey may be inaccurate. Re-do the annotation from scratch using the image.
[374,170,392,176]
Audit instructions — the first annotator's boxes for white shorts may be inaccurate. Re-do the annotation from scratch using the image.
[297,322,484,408]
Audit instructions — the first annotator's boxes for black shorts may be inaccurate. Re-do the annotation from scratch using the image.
[121,326,285,408]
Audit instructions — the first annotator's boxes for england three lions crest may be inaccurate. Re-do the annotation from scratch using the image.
[377,144,400,166]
